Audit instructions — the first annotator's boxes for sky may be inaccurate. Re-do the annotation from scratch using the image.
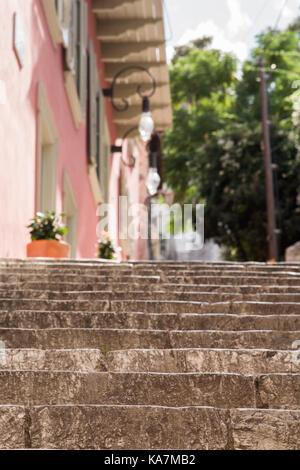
[163,0,300,63]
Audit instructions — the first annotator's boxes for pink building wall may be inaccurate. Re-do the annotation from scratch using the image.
[0,0,148,260]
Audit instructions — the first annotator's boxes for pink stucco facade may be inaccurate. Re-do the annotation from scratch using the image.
[0,0,148,260]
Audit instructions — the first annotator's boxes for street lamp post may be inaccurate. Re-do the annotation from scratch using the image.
[259,57,279,262]
[146,134,162,260]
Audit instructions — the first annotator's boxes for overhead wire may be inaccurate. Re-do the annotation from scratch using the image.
[241,0,272,43]
[273,0,290,30]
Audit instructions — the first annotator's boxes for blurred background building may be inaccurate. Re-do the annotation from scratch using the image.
[0,0,172,260]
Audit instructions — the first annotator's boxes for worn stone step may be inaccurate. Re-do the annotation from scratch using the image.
[1,298,300,315]
[2,273,300,287]
[0,274,161,285]
[0,328,170,350]
[2,258,299,266]
[150,269,300,278]
[1,264,300,275]
[0,370,299,409]
[2,347,298,374]
[26,405,300,450]
[107,348,300,374]
[2,289,300,304]
[180,313,300,331]
[0,370,258,408]
[112,300,300,315]
[0,310,299,331]
[134,262,300,270]
[169,284,300,294]
[172,276,300,286]
[1,270,300,285]
[169,330,300,350]
[0,328,299,350]
[0,404,299,450]
[1,261,300,272]
[0,406,28,449]
[0,311,178,330]
[2,281,300,294]
[0,290,244,302]
[0,349,106,372]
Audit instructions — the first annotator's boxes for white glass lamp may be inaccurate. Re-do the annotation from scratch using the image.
[139,97,154,142]
[146,167,161,196]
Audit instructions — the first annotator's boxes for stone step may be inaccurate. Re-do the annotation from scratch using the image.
[0,370,299,409]
[0,370,253,408]
[107,348,300,374]
[0,349,106,372]
[180,313,300,331]
[109,300,300,315]
[0,310,178,330]
[2,289,300,304]
[0,328,170,350]
[1,298,300,314]
[2,281,300,294]
[3,405,296,450]
[2,258,299,267]
[0,406,28,449]
[1,269,300,282]
[0,328,299,350]
[1,347,299,374]
[170,330,300,350]
[0,310,299,331]
[169,276,300,286]
[169,284,300,294]
[2,273,300,286]
[1,263,300,274]
[1,261,300,271]
[0,274,161,285]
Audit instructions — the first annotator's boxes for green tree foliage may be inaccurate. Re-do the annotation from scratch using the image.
[163,21,300,261]
[171,36,213,63]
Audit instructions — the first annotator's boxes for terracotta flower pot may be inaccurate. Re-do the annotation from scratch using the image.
[26,240,70,259]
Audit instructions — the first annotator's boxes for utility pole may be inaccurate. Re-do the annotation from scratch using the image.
[259,57,278,262]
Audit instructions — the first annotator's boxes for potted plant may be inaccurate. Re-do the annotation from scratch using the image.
[26,211,70,258]
[98,230,116,260]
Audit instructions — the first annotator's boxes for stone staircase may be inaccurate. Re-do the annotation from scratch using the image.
[0,259,299,450]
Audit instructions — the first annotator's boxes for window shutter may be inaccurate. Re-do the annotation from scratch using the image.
[59,0,70,46]
[79,0,88,115]
[55,0,64,23]
[65,0,77,74]
[100,117,110,204]
[99,95,105,194]
[88,41,98,164]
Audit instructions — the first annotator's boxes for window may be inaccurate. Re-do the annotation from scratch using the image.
[43,0,88,127]
[63,0,87,117]
[88,41,111,205]
[36,83,58,213]
[95,88,110,203]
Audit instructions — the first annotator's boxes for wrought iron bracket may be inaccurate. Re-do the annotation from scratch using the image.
[103,66,157,112]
